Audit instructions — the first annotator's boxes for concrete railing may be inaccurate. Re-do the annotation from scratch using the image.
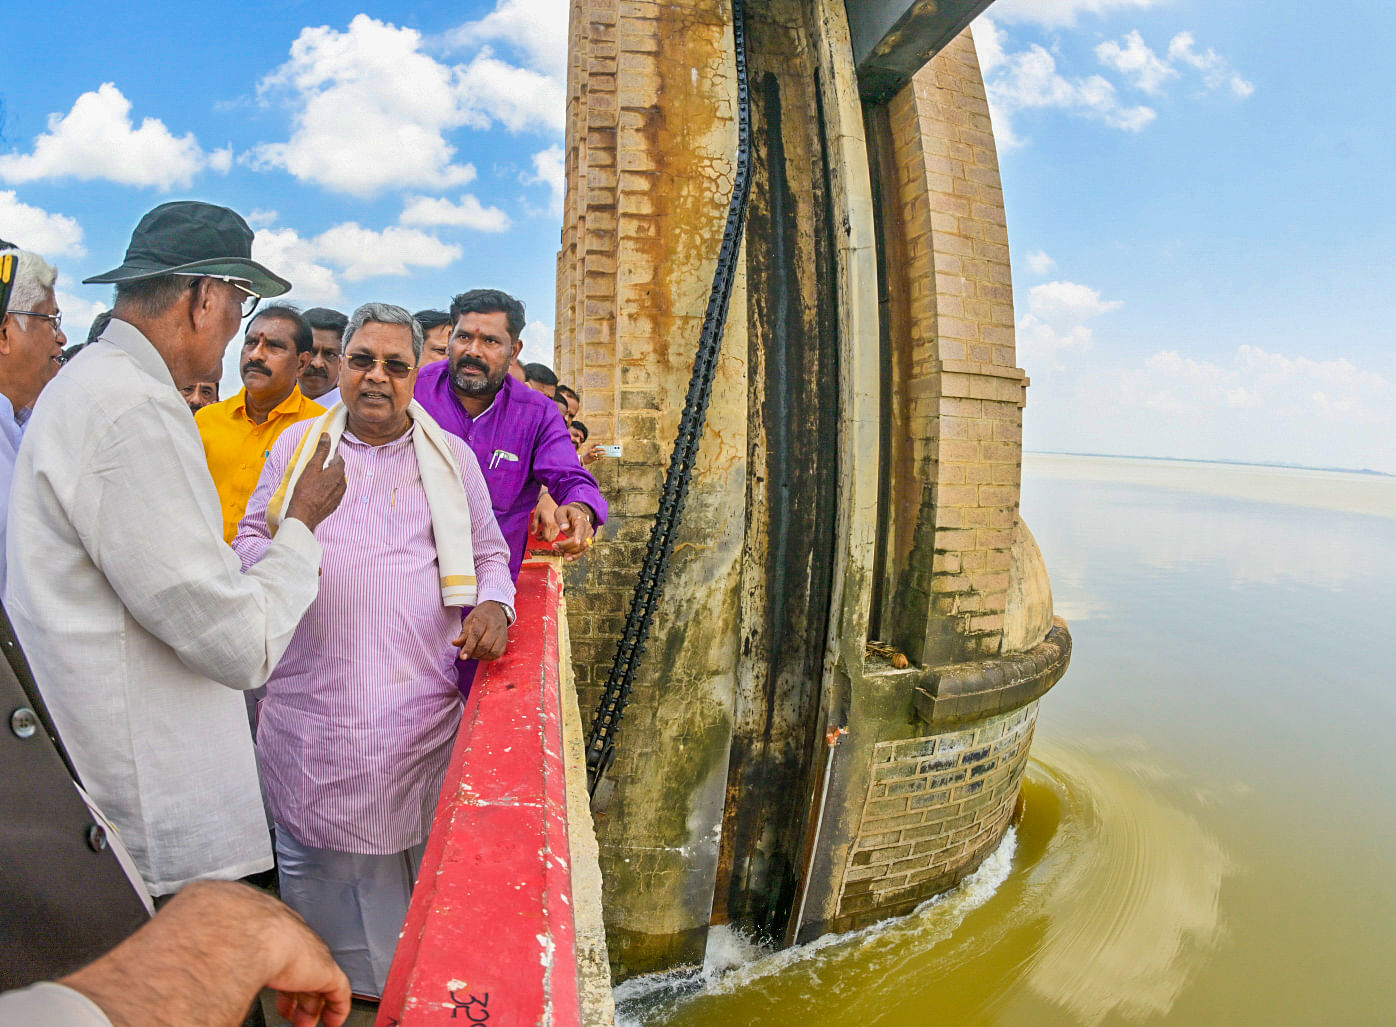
[377,560,614,1027]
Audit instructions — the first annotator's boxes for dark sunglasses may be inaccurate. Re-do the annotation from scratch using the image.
[344,352,416,379]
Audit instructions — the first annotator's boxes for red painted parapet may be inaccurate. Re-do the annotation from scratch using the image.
[378,561,583,1027]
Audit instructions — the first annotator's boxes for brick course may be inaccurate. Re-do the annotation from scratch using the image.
[833,702,1038,928]
[880,29,1029,666]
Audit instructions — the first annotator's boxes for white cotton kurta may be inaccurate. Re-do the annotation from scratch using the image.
[0,983,112,1026]
[3,318,323,895]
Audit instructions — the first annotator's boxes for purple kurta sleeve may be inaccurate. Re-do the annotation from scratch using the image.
[533,404,608,526]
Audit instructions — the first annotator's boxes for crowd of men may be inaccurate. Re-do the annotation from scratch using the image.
[0,200,609,1024]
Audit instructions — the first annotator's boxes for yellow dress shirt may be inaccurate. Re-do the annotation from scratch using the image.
[196,387,325,541]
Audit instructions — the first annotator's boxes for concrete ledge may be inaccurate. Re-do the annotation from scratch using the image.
[912,620,1071,729]
[377,561,613,1026]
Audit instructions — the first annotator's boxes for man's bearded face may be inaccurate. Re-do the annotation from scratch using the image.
[449,311,516,398]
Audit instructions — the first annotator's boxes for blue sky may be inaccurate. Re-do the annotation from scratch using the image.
[3,0,1394,471]
[0,1,567,393]
[981,0,1396,473]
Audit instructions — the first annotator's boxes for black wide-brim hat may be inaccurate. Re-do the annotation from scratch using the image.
[83,200,291,297]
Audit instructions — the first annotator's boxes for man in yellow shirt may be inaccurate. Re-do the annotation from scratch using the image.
[197,306,324,541]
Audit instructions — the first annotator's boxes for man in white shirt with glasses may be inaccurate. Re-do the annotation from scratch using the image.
[4,201,348,898]
[0,244,67,592]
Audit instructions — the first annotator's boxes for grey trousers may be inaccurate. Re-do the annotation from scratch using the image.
[274,827,426,998]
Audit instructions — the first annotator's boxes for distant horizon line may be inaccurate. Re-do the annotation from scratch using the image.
[1023,450,1396,479]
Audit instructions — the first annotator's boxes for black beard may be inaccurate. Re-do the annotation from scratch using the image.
[451,359,507,397]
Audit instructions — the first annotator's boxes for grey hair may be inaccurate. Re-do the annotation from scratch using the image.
[342,302,424,360]
[112,274,192,318]
[1,248,58,314]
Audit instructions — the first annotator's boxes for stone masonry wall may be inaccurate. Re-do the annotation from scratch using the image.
[830,700,1037,932]
[554,9,1052,958]
[557,0,626,708]
[885,28,1028,667]
[556,0,751,976]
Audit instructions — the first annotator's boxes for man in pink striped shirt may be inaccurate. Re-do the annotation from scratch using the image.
[234,303,514,998]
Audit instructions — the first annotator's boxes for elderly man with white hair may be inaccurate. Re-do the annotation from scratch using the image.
[0,246,67,589]
[6,201,347,903]
[233,302,515,998]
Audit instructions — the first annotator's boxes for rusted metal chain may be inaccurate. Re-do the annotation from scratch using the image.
[585,0,753,795]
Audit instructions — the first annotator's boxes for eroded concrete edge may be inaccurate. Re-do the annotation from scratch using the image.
[557,579,618,1026]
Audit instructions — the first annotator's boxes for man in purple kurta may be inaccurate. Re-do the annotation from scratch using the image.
[413,288,606,579]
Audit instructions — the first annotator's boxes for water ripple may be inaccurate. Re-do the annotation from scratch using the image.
[614,737,1231,1026]
[1020,740,1232,1025]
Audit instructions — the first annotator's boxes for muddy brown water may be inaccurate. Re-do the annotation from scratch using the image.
[616,453,1396,1026]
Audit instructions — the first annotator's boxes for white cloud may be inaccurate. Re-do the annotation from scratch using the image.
[400,193,510,232]
[519,319,554,367]
[1017,280,1122,371]
[1144,349,1229,389]
[978,18,1251,148]
[1027,344,1396,472]
[313,224,462,282]
[440,0,569,81]
[1127,345,1393,433]
[974,16,1007,74]
[249,16,481,196]
[1096,30,1177,94]
[1018,315,1094,370]
[978,22,1155,147]
[456,50,565,134]
[252,226,342,304]
[56,290,108,341]
[525,145,565,215]
[207,146,234,173]
[1029,280,1123,322]
[249,216,464,303]
[1226,387,1259,409]
[989,0,1161,28]
[1167,33,1254,97]
[0,191,85,257]
[1026,249,1057,274]
[1096,30,1253,98]
[0,84,224,190]
[250,10,565,197]
[1233,344,1387,408]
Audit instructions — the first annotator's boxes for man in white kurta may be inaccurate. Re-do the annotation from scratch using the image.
[3,201,344,896]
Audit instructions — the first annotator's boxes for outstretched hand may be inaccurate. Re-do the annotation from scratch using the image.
[61,880,351,1027]
[553,503,596,561]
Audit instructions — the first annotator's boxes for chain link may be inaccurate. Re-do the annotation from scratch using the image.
[586,0,753,794]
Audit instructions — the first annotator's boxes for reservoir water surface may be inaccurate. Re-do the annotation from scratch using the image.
[617,452,1396,1026]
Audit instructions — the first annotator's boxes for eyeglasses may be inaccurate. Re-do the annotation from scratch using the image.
[177,274,261,318]
[7,309,62,331]
[344,352,417,379]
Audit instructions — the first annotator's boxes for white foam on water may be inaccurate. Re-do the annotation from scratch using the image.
[614,828,1017,1025]
[702,922,770,975]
